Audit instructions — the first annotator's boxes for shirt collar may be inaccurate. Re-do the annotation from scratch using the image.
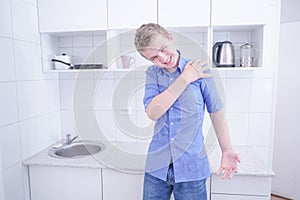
[176,51,189,73]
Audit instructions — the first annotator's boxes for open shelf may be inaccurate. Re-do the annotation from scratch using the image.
[212,24,264,69]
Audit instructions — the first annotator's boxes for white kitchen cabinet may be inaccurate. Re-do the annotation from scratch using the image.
[38,0,107,32]
[107,0,157,29]
[210,175,272,200]
[211,0,268,26]
[102,169,144,200]
[158,0,210,27]
[29,166,102,200]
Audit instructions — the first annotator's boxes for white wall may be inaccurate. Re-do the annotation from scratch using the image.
[0,152,5,200]
[0,0,61,199]
[272,0,300,198]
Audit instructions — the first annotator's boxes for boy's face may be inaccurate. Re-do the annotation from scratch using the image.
[140,33,179,72]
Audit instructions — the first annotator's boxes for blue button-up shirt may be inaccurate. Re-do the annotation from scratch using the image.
[143,54,223,183]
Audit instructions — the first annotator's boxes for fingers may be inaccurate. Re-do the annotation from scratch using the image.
[236,154,241,163]
[228,170,234,179]
[216,167,223,176]
[190,60,211,75]
[217,167,237,179]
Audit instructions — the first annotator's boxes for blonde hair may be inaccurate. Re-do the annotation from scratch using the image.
[134,23,169,53]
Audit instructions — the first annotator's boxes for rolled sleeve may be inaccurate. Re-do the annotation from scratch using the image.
[200,72,223,113]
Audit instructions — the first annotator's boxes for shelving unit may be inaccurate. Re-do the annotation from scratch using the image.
[40,25,265,72]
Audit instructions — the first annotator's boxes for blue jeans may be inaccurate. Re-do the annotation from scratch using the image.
[143,164,207,200]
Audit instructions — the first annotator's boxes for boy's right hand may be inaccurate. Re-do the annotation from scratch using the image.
[181,60,211,83]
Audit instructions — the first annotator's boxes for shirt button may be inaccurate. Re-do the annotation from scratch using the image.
[170,78,173,81]
[170,107,173,110]
[170,122,174,125]
[171,138,174,141]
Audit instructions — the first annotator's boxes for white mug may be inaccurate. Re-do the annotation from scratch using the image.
[121,55,135,69]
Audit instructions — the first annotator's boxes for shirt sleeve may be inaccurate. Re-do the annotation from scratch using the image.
[199,70,223,113]
[143,66,160,110]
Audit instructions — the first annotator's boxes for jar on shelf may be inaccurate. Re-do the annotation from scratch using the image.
[240,42,258,67]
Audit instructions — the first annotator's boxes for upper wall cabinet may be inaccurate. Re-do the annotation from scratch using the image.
[38,0,107,32]
[107,0,157,29]
[211,0,268,26]
[158,0,210,27]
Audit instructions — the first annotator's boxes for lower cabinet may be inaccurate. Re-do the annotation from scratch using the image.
[210,175,272,200]
[102,169,144,200]
[102,169,211,200]
[29,166,102,200]
[28,165,272,200]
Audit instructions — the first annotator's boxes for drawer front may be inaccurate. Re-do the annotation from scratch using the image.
[211,175,272,196]
[211,194,270,200]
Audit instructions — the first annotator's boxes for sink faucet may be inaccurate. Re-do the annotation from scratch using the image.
[65,134,78,145]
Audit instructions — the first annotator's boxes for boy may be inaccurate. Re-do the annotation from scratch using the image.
[134,23,240,200]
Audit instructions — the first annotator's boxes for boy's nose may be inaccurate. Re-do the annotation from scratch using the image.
[157,51,168,63]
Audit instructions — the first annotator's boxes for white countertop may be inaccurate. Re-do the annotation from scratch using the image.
[23,141,274,177]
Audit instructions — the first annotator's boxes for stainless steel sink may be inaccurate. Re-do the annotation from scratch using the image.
[48,141,105,158]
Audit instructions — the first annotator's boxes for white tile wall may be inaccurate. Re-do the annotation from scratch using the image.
[14,40,34,81]
[250,79,274,112]
[73,36,93,47]
[11,0,30,41]
[94,78,115,110]
[57,33,108,65]
[0,83,19,126]
[60,110,76,136]
[0,37,15,82]
[19,118,38,160]
[95,110,117,141]
[0,1,61,199]
[248,113,272,146]
[17,81,37,121]
[0,0,13,38]
[0,124,21,170]
[226,79,251,112]
[227,113,249,145]
[59,80,75,109]
[0,152,5,200]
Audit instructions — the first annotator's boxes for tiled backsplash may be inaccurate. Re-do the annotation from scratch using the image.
[58,33,107,65]
[56,26,275,167]
[59,69,275,166]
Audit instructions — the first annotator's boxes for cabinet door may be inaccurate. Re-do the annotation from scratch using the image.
[29,166,102,200]
[211,0,268,26]
[102,169,144,200]
[158,0,210,27]
[38,0,107,32]
[107,0,157,29]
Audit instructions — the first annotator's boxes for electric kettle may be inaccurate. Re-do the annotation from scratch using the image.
[213,41,235,67]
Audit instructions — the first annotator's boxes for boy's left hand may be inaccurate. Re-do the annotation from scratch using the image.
[216,151,241,179]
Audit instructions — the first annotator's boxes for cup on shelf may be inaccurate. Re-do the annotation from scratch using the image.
[121,55,135,69]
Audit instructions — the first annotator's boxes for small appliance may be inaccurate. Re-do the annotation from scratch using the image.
[213,41,235,67]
